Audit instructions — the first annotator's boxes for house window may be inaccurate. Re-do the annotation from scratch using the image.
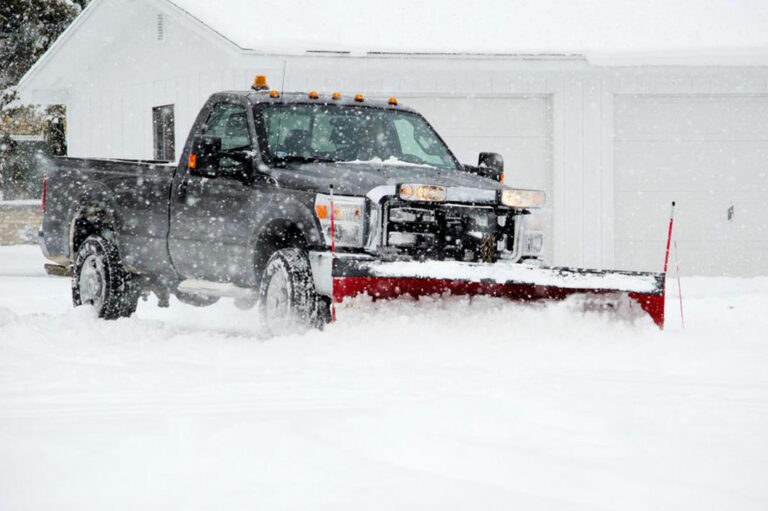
[152,104,174,161]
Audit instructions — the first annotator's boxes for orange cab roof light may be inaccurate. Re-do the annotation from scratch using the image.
[332,92,341,100]
[309,91,319,99]
[252,75,268,91]
[388,97,398,106]
[269,90,280,98]
[354,94,364,102]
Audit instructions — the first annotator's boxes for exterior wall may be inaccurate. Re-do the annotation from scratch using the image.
[613,94,768,276]
[0,202,41,245]
[62,0,237,161]
[19,0,768,274]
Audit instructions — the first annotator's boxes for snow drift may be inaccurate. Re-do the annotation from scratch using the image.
[1,245,767,510]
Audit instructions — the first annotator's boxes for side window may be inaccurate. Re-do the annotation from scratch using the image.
[152,104,175,161]
[202,103,251,175]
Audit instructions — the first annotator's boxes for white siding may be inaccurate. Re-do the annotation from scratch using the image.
[63,0,236,160]
[614,95,768,276]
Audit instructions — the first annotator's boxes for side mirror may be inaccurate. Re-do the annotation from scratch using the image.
[478,152,504,182]
[189,135,221,178]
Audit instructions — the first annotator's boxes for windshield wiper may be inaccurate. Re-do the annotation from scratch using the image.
[273,155,341,166]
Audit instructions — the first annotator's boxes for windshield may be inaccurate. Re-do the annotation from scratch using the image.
[254,104,459,170]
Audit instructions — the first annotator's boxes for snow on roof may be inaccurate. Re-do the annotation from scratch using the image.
[168,0,768,64]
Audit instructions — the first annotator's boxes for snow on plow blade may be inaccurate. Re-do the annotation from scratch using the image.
[332,258,666,328]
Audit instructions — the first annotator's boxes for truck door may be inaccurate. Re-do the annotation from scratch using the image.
[169,100,261,283]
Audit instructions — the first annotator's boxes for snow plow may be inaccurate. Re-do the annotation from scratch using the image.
[330,257,666,328]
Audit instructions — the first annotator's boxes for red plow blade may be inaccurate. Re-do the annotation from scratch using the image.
[332,258,666,328]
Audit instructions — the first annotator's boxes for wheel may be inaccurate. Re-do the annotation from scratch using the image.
[72,234,139,319]
[174,291,220,307]
[258,248,328,337]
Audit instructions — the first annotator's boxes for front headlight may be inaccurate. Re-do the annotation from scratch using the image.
[501,189,546,208]
[314,194,365,247]
[399,184,447,202]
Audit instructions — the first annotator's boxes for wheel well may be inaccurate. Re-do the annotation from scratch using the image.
[70,205,116,258]
[254,220,308,281]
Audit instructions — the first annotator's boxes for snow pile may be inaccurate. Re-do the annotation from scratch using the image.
[1,245,767,509]
[365,259,663,293]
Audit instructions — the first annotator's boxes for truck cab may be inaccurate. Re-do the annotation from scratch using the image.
[174,86,545,272]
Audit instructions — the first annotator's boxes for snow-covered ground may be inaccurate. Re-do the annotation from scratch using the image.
[1,244,767,510]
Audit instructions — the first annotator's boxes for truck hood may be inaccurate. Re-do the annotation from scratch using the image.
[270,161,504,197]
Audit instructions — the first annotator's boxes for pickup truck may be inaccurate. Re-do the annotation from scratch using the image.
[40,79,550,335]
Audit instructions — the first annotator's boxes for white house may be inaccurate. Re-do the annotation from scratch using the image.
[16,0,768,276]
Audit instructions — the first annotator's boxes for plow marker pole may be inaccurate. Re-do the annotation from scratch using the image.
[329,185,337,323]
[661,201,676,330]
[664,201,676,274]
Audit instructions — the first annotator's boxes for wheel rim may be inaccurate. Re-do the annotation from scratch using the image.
[79,254,106,310]
[264,268,293,334]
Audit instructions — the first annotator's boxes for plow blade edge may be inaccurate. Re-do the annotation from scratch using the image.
[331,258,666,328]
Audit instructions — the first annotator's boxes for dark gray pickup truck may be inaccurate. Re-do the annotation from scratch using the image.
[40,81,547,335]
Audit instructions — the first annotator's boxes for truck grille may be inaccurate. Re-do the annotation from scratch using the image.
[381,200,515,261]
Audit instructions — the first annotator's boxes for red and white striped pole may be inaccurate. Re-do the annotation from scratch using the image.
[329,184,337,323]
[663,201,676,274]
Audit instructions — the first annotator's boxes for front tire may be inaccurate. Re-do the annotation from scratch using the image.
[258,248,327,337]
[72,234,138,319]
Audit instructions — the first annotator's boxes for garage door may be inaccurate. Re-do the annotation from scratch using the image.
[402,96,553,261]
[614,95,768,276]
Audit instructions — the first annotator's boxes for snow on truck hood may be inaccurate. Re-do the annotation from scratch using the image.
[272,160,504,197]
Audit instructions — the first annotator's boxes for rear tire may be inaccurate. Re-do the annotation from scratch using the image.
[72,234,139,319]
[258,248,328,337]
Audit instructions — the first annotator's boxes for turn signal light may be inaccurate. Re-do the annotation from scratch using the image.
[309,91,319,99]
[354,94,364,102]
[315,204,329,219]
[188,154,197,169]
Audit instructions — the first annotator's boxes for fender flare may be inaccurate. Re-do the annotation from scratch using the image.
[245,195,325,286]
[67,181,122,258]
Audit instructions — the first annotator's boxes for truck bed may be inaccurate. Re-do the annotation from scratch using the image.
[40,156,176,275]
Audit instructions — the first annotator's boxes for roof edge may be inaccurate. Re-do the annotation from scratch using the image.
[161,0,245,52]
[15,0,102,97]
[16,0,245,101]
